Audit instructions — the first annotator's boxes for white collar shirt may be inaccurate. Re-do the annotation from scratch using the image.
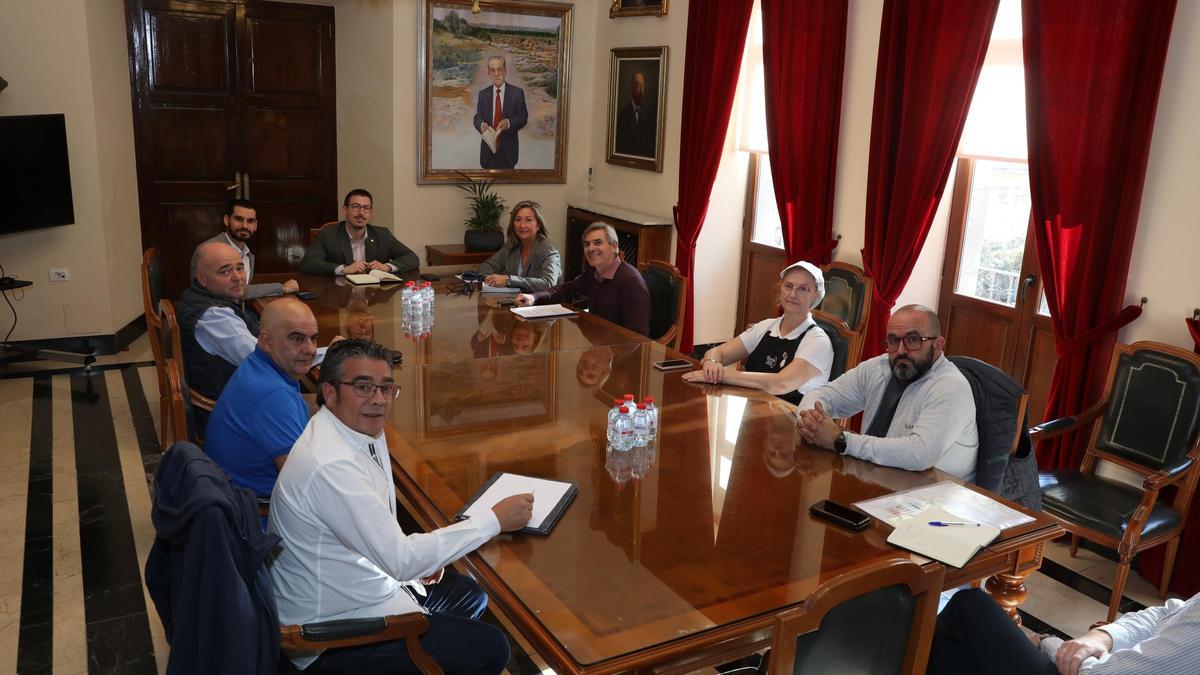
[269,407,501,667]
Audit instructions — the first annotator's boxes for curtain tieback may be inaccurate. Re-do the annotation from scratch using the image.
[1054,303,1143,357]
[1186,317,1200,355]
[858,256,896,311]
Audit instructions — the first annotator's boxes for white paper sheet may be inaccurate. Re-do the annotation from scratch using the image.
[510,303,576,319]
[461,473,573,530]
[887,507,1001,568]
[854,480,1033,530]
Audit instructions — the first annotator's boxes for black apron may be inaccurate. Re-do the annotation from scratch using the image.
[744,324,816,405]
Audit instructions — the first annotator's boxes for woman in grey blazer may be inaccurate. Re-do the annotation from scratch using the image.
[478,200,562,292]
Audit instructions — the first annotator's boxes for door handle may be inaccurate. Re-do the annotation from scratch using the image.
[226,172,242,199]
[243,173,250,200]
[1019,273,1037,305]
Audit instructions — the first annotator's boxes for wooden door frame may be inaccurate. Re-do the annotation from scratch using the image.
[735,153,786,337]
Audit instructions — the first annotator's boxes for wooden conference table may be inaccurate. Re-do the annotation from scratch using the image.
[260,273,1063,674]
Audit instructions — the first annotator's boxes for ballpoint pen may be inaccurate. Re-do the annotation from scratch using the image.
[928,521,981,527]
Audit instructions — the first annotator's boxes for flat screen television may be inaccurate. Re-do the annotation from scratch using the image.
[0,114,76,234]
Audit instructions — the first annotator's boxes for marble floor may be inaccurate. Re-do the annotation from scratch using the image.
[0,334,1184,673]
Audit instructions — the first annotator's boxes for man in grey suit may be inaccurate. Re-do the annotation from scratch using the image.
[299,189,420,276]
[190,199,298,300]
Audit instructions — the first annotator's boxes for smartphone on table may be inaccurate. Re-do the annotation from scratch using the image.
[809,500,871,531]
[653,359,693,371]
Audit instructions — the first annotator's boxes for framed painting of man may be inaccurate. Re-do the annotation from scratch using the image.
[606,46,668,172]
[419,0,573,184]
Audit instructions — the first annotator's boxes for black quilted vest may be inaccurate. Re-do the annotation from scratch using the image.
[176,283,260,401]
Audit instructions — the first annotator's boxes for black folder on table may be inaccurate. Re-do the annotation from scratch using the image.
[454,472,577,536]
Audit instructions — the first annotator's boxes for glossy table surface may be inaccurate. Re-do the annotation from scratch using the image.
[261,273,1061,672]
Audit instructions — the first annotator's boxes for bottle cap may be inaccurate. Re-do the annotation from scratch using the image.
[406,281,415,286]
[619,406,629,414]
[637,403,646,410]
[624,394,635,400]
[643,396,654,404]
[613,399,623,406]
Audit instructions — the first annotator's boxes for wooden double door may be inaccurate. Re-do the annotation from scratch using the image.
[126,0,337,297]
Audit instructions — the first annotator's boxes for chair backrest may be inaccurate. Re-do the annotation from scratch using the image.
[164,358,199,445]
[158,299,184,364]
[309,220,339,246]
[819,262,874,334]
[769,558,943,675]
[1092,342,1200,472]
[142,248,165,358]
[638,260,687,349]
[812,309,859,381]
[947,355,1026,493]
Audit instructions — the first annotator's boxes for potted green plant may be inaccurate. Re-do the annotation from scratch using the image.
[456,171,506,252]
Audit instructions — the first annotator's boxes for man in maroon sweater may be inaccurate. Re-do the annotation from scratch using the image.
[515,222,650,337]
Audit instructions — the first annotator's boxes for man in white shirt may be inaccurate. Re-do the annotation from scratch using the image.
[269,339,534,673]
[796,304,978,480]
[928,587,1200,674]
[190,199,299,300]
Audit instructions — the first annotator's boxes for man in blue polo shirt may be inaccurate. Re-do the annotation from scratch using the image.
[205,297,323,497]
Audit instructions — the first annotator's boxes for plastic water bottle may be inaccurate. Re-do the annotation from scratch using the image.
[632,404,650,447]
[642,396,658,434]
[606,399,624,444]
[401,281,415,317]
[422,281,435,326]
[613,406,634,451]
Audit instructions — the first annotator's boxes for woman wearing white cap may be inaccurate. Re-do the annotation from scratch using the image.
[682,261,834,405]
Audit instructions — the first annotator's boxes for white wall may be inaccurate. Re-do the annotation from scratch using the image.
[0,0,141,341]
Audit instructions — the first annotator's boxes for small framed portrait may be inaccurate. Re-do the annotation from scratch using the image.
[418,0,574,184]
[610,0,669,18]
[605,46,668,172]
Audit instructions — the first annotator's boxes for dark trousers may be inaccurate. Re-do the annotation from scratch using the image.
[304,570,510,675]
[926,589,1058,675]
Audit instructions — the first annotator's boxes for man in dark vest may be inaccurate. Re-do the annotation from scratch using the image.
[176,241,261,432]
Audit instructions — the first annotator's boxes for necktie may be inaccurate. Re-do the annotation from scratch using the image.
[865,377,911,437]
[493,87,502,129]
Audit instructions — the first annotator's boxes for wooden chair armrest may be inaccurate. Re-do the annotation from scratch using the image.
[189,390,216,412]
[281,614,441,674]
[1143,456,1196,490]
[256,495,271,519]
[1028,401,1107,444]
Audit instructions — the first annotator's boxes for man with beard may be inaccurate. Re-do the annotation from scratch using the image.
[191,199,299,300]
[795,304,978,480]
[615,70,656,158]
[300,189,420,276]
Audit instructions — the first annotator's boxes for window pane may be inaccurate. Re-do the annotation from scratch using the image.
[1038,291,1050,317]
[752,156,784,249]
[954,160,1030,306]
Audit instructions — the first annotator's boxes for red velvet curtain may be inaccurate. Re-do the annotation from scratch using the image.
[859,0,999,359]
[761,0,848,266]
[1023,0,1175,471]
[674,0,754,353]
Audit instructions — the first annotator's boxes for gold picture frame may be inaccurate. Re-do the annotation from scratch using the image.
[610,0,669,18]
[605,46,668,173]
[418,0,573,184]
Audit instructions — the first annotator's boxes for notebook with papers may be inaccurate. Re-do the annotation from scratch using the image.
[455,472,576,536]
[886,507,1001,568]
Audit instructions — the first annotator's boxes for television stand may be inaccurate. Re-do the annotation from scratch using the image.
[0,278,98,372]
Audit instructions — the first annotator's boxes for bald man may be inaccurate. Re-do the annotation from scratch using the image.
[176,242,262,431]
[204,297,332,497]
[797,304,978,480]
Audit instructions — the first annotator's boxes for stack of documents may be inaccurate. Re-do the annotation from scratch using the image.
[510,303,576,319]
[885,507,1000,567]
[482,283,518,294]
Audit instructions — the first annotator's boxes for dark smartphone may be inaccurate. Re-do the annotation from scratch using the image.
[653,359,693,371]
[496,298,517,308]
[295,291,316,300]
[809,500,871,531]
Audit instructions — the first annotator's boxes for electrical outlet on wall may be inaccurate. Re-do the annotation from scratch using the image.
[49,268,71,282]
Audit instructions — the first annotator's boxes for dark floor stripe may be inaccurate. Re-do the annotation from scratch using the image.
[0,360,155,381]
[70,371,156,674]
[16,376,53,673]
[1017,608,1072,641]
[120,365,163,494]
[1039,558,1148,615]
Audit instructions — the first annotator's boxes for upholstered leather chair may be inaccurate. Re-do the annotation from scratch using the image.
[308,220,339,246]
[638,260,687,350]
[142,248,170,444]
[767,558,943,675]
[947,356,1032,498]
[1034,341,1200,622]
[163,358,199,446]
[819,262,874,334]
[811,309,860,381]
